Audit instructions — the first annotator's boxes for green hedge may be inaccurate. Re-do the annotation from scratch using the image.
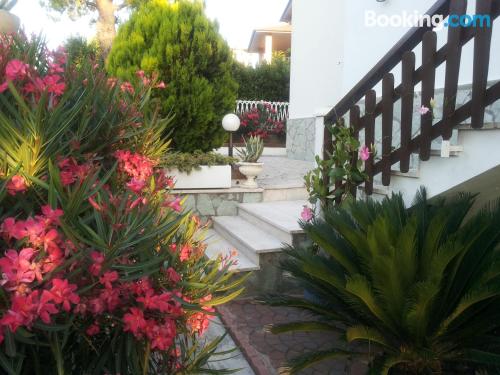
[233,53,290,102]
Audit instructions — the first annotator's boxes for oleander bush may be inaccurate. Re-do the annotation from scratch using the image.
[0,33,244,375]
[107,0,238,153]
[238,102,285,139]
[266,189,500,375]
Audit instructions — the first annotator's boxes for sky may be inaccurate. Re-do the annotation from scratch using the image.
[11,0,290,50]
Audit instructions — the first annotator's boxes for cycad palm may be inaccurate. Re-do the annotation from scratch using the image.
[266,189,500,374]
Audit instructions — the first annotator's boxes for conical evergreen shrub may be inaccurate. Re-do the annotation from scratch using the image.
[107,0,238,152]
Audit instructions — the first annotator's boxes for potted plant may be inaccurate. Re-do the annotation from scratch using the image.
[0,0,19,34]
[237,135,264,188]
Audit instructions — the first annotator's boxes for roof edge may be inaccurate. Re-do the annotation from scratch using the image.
[280,0,292,23]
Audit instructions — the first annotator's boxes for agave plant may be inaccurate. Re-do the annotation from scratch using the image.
[0,0,16,10]
[237,135,264,163]
[265,189,500,374]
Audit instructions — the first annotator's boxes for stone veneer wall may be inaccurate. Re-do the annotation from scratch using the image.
[286,117,316,161]
[181,191,263,222]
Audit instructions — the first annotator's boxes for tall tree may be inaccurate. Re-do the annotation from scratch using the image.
[40,0,137,53]
[107,0,238,153]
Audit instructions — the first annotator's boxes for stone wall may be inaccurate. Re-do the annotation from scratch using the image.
[180,189,263,222]
[286,117,316,161]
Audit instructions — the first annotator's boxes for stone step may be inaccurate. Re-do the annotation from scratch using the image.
[212,216,285,264]
[237,200,306,245]
[262,186,309,202]
[204,229,259,272]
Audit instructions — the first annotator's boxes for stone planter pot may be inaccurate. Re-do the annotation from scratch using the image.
[167,165,232,189]
[0,10,20,34]
[238,162,264,188]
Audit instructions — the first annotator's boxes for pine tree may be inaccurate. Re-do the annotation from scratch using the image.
[107,0,238,152]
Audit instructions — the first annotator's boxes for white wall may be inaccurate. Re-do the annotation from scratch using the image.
[288,0,346,119]
[390,129,500,206]
[289,0,500,120]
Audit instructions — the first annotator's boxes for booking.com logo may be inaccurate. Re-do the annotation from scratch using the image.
[365,11,492,31]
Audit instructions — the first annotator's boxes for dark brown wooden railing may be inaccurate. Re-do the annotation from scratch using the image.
[323,0,500,196]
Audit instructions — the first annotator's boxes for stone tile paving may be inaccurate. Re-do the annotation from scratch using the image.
[257,156,314,189]
[218,299,367,375]
[204,317,255,374]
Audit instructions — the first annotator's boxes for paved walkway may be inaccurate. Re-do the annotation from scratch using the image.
[218,300,366,375]
[257,156,314,189]
[204,317,255,374]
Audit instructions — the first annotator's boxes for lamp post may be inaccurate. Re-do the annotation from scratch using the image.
[222,113,241,157]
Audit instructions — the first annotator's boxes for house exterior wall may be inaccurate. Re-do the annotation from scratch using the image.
[287,0,500,160]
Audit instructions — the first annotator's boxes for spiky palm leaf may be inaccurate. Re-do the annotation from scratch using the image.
[265,189,500,374]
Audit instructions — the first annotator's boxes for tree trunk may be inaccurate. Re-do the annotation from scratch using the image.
[95,0,116,55]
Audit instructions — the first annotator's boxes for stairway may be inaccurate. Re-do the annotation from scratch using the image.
[365,123,500,206]
[204,200,307,273]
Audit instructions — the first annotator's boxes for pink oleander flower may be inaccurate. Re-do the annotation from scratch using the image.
[155,81,166,89]
[0,292,37,332]
[1,217,27,240]
[48,279,80,312]
[6,175,27,196]
[90,251,105,276]
[359,145,371,161]
[41,205,64,226]
[99,271,119,289]
[419,105,431,115]
[23,77,46,97]
[120,82,134,95]
[165,267,181,284]
[126,178,146,194]
[165,197,182,212]
[146,319,176,350]
[5,59,29,81]
[300,206,314,222]
[123,307,147,337]
[114,150,157,181]
[179,244,192,262]
[48,62,64,74]
[35,290,59,324]
[0,248,36,288]
[23,217,45,245]
[43,75,65,96]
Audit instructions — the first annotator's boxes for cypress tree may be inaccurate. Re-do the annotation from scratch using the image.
[107,0,238,152]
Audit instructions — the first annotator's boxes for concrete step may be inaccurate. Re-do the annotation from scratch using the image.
[213,216,284,264]
[262,186,308,202]
[204,229,259,272]
[237,200,306,245]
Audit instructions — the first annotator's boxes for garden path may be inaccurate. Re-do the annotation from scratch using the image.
[218,300,367,375]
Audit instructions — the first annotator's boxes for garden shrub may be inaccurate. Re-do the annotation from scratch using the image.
[106,0,238,153]
[233,53,290,102]
[266,189,500,374]
[0,33,244,374]
[164,151,236,174]
[64,36,102,67]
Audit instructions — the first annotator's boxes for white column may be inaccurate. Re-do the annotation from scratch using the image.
[264,35,273,63]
